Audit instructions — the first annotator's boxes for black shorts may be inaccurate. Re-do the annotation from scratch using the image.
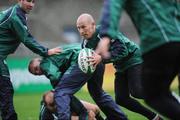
[142,42,180,96]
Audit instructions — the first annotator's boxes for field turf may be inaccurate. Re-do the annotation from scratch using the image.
[14,89,179,120]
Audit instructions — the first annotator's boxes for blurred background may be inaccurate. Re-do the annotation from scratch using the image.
[0,0,178,120]
[0,0,140,93]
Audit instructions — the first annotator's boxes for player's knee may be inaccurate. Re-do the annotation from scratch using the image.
[43,91,56,113]
[43,91,54,103]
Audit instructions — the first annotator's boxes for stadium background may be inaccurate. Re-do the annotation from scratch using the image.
[0,0,178,120]
[1,0,141,93]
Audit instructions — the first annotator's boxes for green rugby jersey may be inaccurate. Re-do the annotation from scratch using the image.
[40,44,81,88]
[82,26,142,72]
[0,4,48,57]
[100,0,180,54]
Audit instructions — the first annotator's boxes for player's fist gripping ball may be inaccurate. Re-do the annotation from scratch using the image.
[78,48,96,74]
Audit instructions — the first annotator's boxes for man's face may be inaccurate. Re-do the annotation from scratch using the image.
[76,20,95,40]
[29,59,43,75]
[19,0,35,14]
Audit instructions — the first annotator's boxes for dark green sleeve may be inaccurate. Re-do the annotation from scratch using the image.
[99,0,125,39]
[40,59,62,82]
[103,40,128,63]
[10,16,48,57]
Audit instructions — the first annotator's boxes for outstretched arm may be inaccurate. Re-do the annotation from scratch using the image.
[95,37,111,59]
[48,47,62,55]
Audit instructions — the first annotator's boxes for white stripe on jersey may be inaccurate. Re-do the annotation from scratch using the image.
[140,0,169,42]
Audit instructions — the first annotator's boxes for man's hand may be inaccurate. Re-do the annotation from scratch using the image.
[48,47,62,55]
[95,37,111,59]
[87,52,102,67]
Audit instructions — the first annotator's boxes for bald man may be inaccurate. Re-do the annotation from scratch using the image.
[76,13,162,120]
[76,15,128,120]
[28,44,127,120]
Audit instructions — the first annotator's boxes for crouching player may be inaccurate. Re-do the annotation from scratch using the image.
[39,90,104,120]
[28,44,105,120]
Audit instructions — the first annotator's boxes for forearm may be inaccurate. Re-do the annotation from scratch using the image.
[99,0,124,39]
[11,17,48,57]
[81,100,100,115]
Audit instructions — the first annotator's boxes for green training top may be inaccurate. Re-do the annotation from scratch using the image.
[82,26,142,72]
[0,4,48,58]
[100,0,180,54]
[40,44,81,88]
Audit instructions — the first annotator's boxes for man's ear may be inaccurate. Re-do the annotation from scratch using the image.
[92,21,95,26]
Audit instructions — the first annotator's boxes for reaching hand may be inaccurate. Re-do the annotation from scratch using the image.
[87,52,102,67]
[48,47,62,55]
[95,37,111,59]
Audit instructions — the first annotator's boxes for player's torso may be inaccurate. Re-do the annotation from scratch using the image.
[0,4,27,56]
[125,0,180,54]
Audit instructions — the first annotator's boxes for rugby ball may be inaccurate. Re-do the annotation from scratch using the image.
[78,48,96,74]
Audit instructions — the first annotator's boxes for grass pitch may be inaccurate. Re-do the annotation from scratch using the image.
[13,90,160,120]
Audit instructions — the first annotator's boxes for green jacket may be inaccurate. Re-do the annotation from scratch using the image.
[0,4,48,57]
[40,44,80,88]
[82,26,142,72]
[100,0,180,54]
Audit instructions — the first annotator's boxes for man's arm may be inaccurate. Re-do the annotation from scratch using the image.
[97,0,124,58]
[99,0,124,39]
[80,100,104,120]
[95,37,111,59]
[11,16,60,57]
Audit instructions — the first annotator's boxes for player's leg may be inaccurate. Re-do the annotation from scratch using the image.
[127,64,143,98]
[71,97,104,120]
[87,63,128,120]
[41,90,89,120]
[126,64,163,120]
[0,76,17,120]
[54,64,93,119]
[178,74,180,96]
[142,42,180,119]
[70,96,88,120]
[0,111,1,120]
[0,59,17,120]
[115,71,156,119]
[43,90,102,120]
[39,100,55,120]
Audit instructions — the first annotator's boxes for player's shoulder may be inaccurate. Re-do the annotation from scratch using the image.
[6,4,19,19]
[8,4,27,24]
[39,58,54,73]
[61,43,81,51]
[0,5,17,25]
